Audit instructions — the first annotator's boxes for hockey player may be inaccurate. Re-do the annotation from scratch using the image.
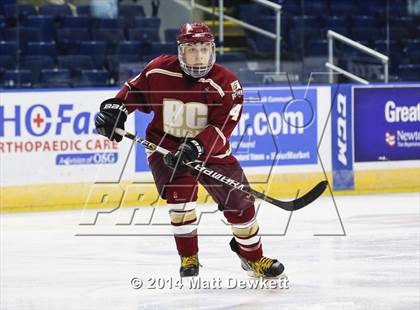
[95,23,284,278]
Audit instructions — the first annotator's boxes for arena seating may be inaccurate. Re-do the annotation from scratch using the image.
[240,0,419,82]
[3,68,32,88]
[0,1,418,88]
[0,3,165,88]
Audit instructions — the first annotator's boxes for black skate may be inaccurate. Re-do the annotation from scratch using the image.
[229,238,285,277]
[179,254,200,277]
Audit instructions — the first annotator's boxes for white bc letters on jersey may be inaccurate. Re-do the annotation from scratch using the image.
[163,99,209,138]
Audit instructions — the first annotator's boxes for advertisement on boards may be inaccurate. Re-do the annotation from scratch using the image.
[0,89,131,186]
[354,86,420,162]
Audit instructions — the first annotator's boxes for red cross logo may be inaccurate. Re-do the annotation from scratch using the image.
[33,113,45,128]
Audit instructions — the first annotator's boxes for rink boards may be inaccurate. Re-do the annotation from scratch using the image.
[1,84,419,212]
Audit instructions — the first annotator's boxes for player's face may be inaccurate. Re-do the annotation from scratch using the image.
[182,42,212,67]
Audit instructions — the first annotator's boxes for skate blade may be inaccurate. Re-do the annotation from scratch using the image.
[247,271,288,279]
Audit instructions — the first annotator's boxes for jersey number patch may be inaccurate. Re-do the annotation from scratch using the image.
[229,104,242,121]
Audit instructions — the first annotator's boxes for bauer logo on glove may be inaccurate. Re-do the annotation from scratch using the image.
[94,98,128,142]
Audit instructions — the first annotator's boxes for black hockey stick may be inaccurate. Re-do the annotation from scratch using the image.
[115,128,328,211]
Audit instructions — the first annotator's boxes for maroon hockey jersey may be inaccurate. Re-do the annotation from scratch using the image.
[115,55,244,164]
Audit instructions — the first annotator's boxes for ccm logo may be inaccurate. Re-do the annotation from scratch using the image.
[337,93,348,166]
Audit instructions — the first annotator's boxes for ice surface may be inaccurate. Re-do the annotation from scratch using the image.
[1,193,419,310]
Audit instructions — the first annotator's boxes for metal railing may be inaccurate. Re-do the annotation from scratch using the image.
[189,0,282,73]
[326,30,389,84]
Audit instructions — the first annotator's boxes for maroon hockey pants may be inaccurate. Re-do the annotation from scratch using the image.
[148,153,263,261]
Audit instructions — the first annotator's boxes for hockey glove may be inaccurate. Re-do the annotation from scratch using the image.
[95,98,128,142]
[164,139,204,170]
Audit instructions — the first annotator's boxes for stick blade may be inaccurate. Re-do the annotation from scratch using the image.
[272,180,328,211]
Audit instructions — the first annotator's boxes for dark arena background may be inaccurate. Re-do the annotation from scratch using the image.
[1,1,419,309]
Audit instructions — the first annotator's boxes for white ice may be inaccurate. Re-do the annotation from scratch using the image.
[1,192,419,310]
